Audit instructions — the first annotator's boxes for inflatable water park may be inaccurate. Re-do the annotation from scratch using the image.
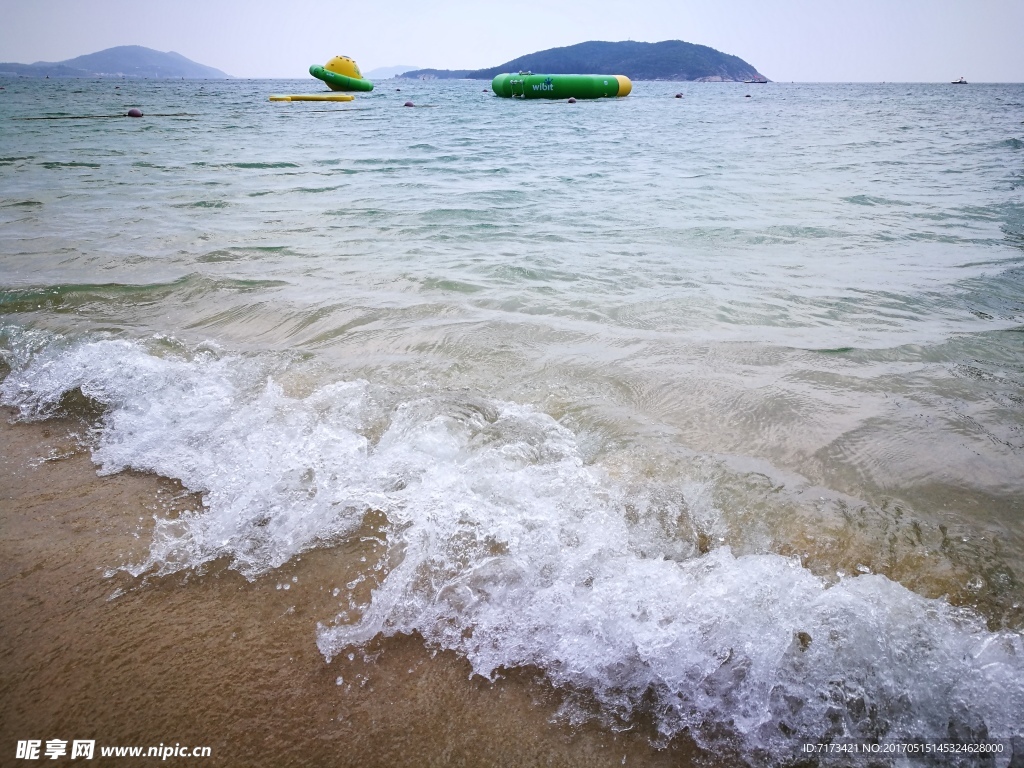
[270,56,632,103]
[491,73,631,99]
[310,56,374,92]
[269,56,373,102]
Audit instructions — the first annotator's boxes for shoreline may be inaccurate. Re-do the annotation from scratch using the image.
[0,411,695,767]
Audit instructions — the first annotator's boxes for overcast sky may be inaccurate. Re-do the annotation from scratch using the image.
[1,0,1022,81]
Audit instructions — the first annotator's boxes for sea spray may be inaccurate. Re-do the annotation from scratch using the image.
[2,331,1022,761]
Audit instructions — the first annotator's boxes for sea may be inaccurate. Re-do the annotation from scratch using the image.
[1,77,1023,766]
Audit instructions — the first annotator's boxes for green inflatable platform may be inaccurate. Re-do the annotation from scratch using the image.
[491,73,632,100]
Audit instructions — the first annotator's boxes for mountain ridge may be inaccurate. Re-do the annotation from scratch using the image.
[400,40,767,82]
[0,45,231,79]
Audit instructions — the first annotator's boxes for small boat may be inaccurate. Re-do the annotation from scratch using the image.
[951,76,967,84]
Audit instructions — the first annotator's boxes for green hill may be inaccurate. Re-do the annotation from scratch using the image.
[0,46,231,79]
[400,40,767,82]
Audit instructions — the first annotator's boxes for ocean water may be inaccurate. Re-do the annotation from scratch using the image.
[2,77,1023,763]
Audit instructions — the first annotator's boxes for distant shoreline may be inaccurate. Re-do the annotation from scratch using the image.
[1,76,1019,83]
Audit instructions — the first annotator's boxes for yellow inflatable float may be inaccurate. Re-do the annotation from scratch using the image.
[269,56,372,103]
[309,56,374,92]
[269,94,354,102]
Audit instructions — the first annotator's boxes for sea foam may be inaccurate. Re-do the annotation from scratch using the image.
[2,331,1021,762]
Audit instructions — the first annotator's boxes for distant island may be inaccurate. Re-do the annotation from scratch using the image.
[364,65,421,80]
[0,46,231,79]
[399,40,767,82]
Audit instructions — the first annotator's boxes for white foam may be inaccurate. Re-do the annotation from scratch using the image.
[1,332,374,576]
[2,331,1022,760]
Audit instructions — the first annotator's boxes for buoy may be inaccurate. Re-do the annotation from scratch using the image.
[403,101,414,107]
[491,73,631,100]
[675,93,682,98]
[567,97,576,103]
[127,108,143,117]
[309,56,374,92]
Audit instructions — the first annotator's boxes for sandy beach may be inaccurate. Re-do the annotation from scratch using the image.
[0,411,701,767]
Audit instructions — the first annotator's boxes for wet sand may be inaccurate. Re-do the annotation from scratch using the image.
[0,412,699,767]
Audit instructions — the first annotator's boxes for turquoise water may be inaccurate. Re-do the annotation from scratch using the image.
[2,78,1023,762]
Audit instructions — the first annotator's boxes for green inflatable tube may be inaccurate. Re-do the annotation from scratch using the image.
[491,73,632,100]
[310,65,374,92]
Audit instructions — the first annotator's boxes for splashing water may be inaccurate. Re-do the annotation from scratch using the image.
[3,332,1021,761]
